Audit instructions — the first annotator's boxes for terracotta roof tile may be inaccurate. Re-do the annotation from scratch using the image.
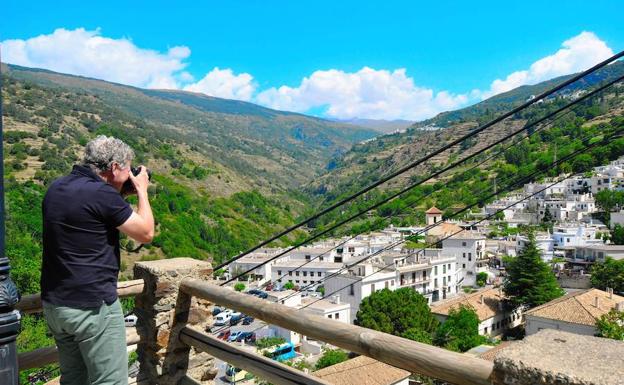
[525,288,624,326]
[313,356,410,385]
[431,287,507,321]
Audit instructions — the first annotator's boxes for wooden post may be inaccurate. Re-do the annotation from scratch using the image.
[180,278,496,385]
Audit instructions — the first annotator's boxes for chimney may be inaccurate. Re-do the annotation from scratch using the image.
[609,288,613,299]
[332,295,340,304]
[617,302,624,312]
[480,294,484,304]
[594,296,599,308]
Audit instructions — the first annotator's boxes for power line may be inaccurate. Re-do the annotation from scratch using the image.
[213,127,621,336]
[221,74,624,285]
[213,51,624,272]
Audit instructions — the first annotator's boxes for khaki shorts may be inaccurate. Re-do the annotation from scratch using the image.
[43,299,128,385]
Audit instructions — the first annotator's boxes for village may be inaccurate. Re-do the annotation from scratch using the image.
[207,156,624,384]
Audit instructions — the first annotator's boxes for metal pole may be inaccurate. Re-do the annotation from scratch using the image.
[0,48,22,385]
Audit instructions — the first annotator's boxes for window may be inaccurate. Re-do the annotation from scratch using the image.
[391,280,395,286]
[434,266,438,274]
[468,254,472,262]
[462,263,466,268]
[434,278,438,287]
[278,270,282,275]
[443,277,446,285]
[319,256,324,261]
[443,265,446,274]
[448,264,451,270]
[296,271,300,276]
[288,271,292,276]
[462,241,467,246]
[336,248,343,254]
[423,271,427,280]
[295,280,300,284]
[463,253,466,258]
[412,272,416,281]
[317,272,322,277]
[305,255,311,260]
[303,271,307,277]
[335,257,343,263]
[303,281,307,284]
[335,313,340,319]
[484,327,488,334]
[385,281,389,289]
[328,314,332,319]
[349,284,355,295]
[348,247,355,253]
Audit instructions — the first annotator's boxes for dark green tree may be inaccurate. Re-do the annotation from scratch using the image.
[610,224,624,245]
[590,257,624,293]
[542,207,554,224]
[596,309,624,340]
[234,283,246,292]
[595,190,624,224]
[433,305,487,352]
[315,348,349,370]
[476,272,488,287]
[355,288,439,341]
[503,233,565,308]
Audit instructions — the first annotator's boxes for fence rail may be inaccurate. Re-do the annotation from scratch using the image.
[179,278,495,385]
[180,326,332,385]
[16,279,145,315]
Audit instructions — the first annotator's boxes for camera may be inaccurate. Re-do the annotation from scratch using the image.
[122,166,152,195]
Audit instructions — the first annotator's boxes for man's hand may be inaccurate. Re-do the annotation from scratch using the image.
[128,166,149,195]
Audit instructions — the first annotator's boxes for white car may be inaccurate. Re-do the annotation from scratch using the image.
[124,314,138,327]
[214,311,232,326]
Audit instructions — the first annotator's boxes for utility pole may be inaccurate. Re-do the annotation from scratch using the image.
[0,49,22,385]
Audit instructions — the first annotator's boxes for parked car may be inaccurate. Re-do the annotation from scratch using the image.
[247,289,261,296]
[124,314,138,327]
[228,331,244,342]
[230,314,244,326]
[242,316,254,325]
[217,330,231,340]
[212,306,223,316]
[237,331,256,343]
[255,291,268,299]
[215,312,232,326]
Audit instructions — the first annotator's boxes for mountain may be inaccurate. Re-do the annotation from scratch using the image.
[3,63,378,192]
[1,63,377,277]
[415,61,624,129]
[308,62,624,229]
[337,118,415,134]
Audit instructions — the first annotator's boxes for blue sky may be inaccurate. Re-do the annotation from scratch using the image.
[2,1,623,120]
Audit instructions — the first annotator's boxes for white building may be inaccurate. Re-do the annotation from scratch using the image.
[442,231,486,286]
[271,260,342,287]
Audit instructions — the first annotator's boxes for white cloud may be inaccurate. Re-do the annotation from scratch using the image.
[256,67,469,120]
[183,67,256,101]
[1,28,615,121]
[482,31,614,98]
[1,28,191,89]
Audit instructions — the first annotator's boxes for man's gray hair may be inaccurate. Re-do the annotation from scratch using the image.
[83,135,135,173]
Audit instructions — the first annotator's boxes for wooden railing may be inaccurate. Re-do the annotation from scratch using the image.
[178,278,496,385]
[16,279,145,370]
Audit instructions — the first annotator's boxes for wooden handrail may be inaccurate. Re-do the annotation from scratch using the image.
[16,279,145,314]
[180,326,332,385]
[180,278,496,385]
[18,327,141,371]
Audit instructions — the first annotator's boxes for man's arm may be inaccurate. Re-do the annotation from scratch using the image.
[118,167,154,243]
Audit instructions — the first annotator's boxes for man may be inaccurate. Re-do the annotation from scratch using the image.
[41,135,154,385]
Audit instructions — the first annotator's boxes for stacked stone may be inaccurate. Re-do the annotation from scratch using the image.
[133,258,216,384]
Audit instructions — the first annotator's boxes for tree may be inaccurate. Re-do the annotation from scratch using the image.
[590,257,624,293]
[255,337,286,350]
[315,348,348,370]
[595,190,624,223]
[234,283,246,292]
[476,272,488,287]
[596,309,624,340]
[283,281,295,290]
[434,305,487,352]
[355,288,439,340]
[542,207,554,224]
[610,224,624,245]
[503,232,565,308]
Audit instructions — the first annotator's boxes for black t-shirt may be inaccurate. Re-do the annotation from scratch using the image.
[41,165,133,308]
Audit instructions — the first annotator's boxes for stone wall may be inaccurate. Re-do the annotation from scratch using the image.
[493,329,624,385]
[133,258,216,385]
